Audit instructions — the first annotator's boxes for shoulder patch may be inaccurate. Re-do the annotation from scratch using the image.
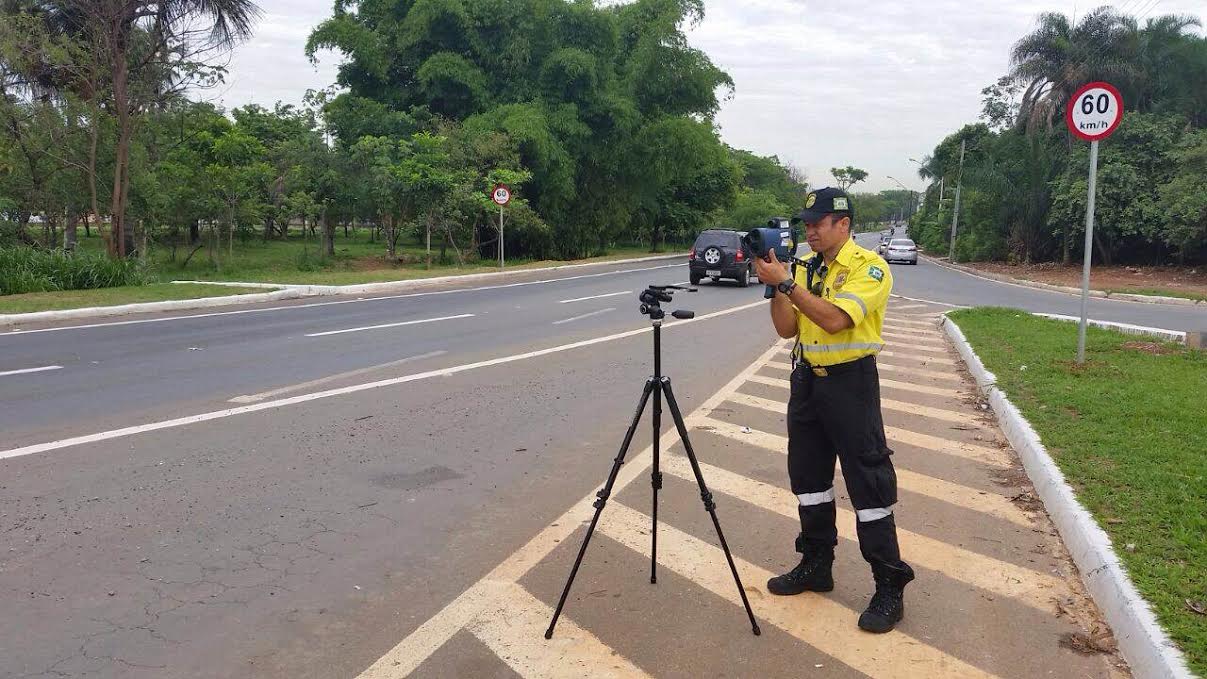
[867,265,885,283]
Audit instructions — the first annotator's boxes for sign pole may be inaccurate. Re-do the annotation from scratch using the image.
[499,205,505,269]
[1076,140,1099,364]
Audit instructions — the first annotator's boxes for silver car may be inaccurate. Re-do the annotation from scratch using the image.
[885,238,918,265]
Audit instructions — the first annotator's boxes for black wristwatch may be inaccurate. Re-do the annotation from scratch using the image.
[777,278,797,295]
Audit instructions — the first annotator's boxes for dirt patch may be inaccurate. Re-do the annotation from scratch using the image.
[962,261,1207,299]
[1120,341,1177,355]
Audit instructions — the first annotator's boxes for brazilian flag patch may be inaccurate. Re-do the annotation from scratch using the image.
[868,265,884,283]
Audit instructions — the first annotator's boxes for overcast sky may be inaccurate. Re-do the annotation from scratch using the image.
[214,0,1206,193]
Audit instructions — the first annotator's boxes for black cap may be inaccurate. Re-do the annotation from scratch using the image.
[794,187,854,224]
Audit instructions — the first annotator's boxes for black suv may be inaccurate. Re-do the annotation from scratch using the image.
[689,229,754,286]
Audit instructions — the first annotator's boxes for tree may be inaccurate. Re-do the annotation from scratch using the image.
[57,0,260,257]
[830,166,867,191]
[1009,7,1134,133]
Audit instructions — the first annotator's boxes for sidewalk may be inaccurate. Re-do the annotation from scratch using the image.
[356,301,1128,678]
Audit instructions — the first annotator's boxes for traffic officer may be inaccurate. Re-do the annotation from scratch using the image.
[752,187,915,633]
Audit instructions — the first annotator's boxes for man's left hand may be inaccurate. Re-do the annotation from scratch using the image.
[753,248,792,288]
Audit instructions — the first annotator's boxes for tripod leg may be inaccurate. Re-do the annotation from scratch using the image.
[650,378,661,584]
[545,377,657,639]
[661,377,762,636]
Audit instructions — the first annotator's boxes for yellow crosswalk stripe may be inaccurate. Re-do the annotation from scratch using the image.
[746,373,963,398]
[659,456,1064,612]
[885,425,1011,468]
[686,417,1030,527]
[882,324,942,337]
[884,316,941,328]
[882,330,946,346]
[728,392,979,429]
[599,502,1000,679]
[876,362,961,382]
[467,580,651,678]
[880,351,957,365]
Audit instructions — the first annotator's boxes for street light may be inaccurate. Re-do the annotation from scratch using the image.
[909,157,943,202]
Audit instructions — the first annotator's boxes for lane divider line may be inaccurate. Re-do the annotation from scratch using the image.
[228,351,448,403]
[553,308,616,325]
[304,314,474,337]
[0,365,63,377]
[0,301,770,462]
[559,291,631,304]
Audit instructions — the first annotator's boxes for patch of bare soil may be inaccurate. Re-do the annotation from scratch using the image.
[1121,341,1177,355]
[966,261,1207,297]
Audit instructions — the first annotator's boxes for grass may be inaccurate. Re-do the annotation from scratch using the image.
[1105,288,1207,302]
[0,283,268,314]
[950,308,1207,675]
[63,231,666,285]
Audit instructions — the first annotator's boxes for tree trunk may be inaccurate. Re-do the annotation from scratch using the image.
[322,207,335,257]
[108,35,133,259]
[425,216,432,269]
[88,99,100,228]
[65,214,80,254]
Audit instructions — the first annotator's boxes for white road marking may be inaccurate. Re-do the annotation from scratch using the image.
[892,303,929,311]
[1,263,684,336]
[599,502,997,679]
[354,340,790,678]
[746,372,961,398]
[891,293,970,309]
[228,351,448,403]
[559,291,631,303]
[304,314,474,337]
[686,416,1030,527]
[0,300,768,462]
[552,308,616,325]
[659,457,1065,611]
[0,365,62,377]
[877,362,962,382]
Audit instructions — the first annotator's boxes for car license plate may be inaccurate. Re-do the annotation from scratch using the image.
[706,269,721,277]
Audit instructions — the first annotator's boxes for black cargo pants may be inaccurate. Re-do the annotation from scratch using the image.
[787,355,903,569]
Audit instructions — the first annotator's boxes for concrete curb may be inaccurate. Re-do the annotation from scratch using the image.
[0,253,685,327]
[919,253,1202,307]
[941,315,1194,679]
[1032,312,1187,344]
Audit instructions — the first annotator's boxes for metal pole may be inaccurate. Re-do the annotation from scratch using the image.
[1076,140,1099,364]
[948,139,965,262]
[499,205,504,268]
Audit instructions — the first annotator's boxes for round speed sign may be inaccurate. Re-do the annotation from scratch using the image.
[491,184,511,206]
[1066,81,1123,142]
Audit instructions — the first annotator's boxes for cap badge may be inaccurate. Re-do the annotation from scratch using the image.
[833,196,849,210]
[805,193,817,208]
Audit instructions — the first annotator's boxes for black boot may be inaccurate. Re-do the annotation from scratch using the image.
[767,536,834,596]
[858,562,915,633]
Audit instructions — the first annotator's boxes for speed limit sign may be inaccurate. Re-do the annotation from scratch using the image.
[491,184,511,206]
[1066,82,1123,142]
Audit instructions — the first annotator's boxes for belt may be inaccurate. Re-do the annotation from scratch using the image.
[794,354,875,378]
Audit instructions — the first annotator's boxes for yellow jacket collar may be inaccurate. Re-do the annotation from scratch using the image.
[834,238,857,267]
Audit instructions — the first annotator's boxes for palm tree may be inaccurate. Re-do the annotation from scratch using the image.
[1127,14,1203,117]
[52,0,261,257]
[1009,7,1135,133]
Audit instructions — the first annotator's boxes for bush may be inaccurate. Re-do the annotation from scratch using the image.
[0,247,151,295]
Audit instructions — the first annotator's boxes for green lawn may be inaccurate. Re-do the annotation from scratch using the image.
[65,230,666,285]
[1106,288,1207,302]
[0,283,268,314]
[950,308,1206,675]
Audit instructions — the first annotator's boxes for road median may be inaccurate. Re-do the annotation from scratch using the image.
[944,307,1202,679]
[0,253,685,327]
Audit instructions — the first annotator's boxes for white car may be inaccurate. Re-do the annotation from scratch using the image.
[884,238,918,265]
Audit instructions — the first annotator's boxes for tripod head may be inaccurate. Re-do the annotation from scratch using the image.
[639,284,696,320]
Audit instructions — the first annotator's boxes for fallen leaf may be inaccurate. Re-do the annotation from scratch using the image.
[1186,599,1206,616]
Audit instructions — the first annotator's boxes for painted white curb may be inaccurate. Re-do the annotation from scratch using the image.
[0,253,685,327]
[0,288,305,327]
[1033,312,1187,344]
[941,315,1194,679]
[920,253,1202,307]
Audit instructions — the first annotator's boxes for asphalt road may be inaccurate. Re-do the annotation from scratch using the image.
[0,247,1193,678]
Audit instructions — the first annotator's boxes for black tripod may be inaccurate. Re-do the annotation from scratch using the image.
[544,284,761,639]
